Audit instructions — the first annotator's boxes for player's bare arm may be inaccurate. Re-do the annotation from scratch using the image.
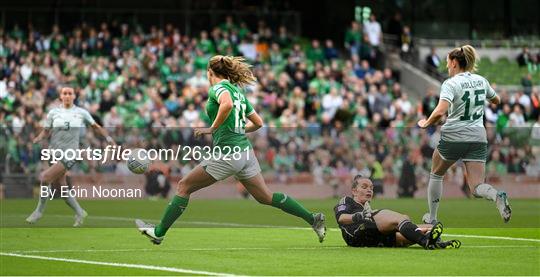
[194,90,233,137]
[90,123,116,145]
[32,128,51,144]
[489,94,501,105]
[245,111,263,133]
[337,214,354,225]
[417,100,450,128]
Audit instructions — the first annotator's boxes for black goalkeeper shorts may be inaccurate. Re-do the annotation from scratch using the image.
[345,210,397,247]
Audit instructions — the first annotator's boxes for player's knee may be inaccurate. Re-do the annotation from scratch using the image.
[395,214,410,226]
[176,179,190,196]
[400,214,410,223]
[431,168,446,176]
[254,195,272,205]
[39,172,53,184]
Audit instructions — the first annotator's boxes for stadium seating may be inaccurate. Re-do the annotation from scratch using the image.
[1,19,537,186]
[437,56,539,85]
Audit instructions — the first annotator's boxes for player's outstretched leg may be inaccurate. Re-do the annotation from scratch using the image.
[436,239,461,249]
[72,209,88,227]
[154,195,189,236]
[424,149,455,224]
[136,165,215,244]
[240,173,326,242]
[495,191,512,223]
[425,173,443,224]
[136,219,163,245]
[465,161,511,223]
[374,210,442,250]
[62,176,88,227]
[26,183,48,224]
[271,192,327,242]
[398,220,443,250]
[311,213,326,243]
[473,183,512,223]
[27,163,68,224]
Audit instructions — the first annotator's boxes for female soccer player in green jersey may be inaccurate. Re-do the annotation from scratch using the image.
[136,55,326,244]
[27,87,115,227]
[417,45,511,224]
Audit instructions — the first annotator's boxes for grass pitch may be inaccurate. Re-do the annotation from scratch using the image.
[1,198,539,275]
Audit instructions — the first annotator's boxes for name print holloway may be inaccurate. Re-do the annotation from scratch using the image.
[460,80,484,89]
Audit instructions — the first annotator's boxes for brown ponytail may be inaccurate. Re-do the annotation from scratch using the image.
[208,55,256,87]
[448,44,479,72]
[352,174,370,189]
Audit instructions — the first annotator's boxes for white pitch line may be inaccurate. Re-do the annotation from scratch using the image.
[0,252,240,276]
[13,249,154,254]
[12,246,346,254]
[444,234,540,243]
[5,214,306,229]
[75,215,308,229]
[6,214,540,243]
[9,245,538,254]
[465,245,539,248]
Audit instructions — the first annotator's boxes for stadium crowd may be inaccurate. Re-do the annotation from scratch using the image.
[1,17,538,194]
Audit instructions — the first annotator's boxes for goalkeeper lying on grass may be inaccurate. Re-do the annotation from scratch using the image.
[334,175,460,249]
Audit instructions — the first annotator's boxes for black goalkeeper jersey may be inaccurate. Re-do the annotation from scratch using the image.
[334,196,395,247]
[334,196,368,244]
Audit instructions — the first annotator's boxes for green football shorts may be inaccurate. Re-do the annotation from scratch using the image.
[437,140,488,162]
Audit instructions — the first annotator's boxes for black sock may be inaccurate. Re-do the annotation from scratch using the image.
[398,220,427,246]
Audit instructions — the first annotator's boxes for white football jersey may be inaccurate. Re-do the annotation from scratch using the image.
[44,105,96,150]
[439,72,497,142]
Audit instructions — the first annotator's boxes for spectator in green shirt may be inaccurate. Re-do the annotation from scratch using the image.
[197,31,215,54]
[274,145,295,182]
[487,151,508,177]
[307,40,325,63]
[219,16,237,33]
[237,22,250,40]
[345,21,362,56]
[276,26,292,49]
[353,105,369,129]
[496,104,511,136]
[269,43,285,66]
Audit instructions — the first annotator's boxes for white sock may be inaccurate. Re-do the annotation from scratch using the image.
[34,183,49,214]
[64,196,84,216]
[473,183,498,201]
[428,173,444,221]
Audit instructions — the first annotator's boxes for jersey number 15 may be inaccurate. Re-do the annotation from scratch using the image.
[460,89,485,121]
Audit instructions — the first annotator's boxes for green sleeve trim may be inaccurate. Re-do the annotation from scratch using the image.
[440,97,453,103]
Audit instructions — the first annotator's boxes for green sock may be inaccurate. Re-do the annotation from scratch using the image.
[154,195,189,237]
[271,192,315,225]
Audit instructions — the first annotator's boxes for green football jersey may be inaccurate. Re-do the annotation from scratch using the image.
[206,80,254,149]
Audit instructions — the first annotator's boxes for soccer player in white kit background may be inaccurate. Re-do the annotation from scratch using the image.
[418,45,512,224]
[26,87,115,227]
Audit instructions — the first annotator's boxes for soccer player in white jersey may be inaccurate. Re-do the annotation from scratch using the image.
[26,87,115,227]
[418,45,512,224]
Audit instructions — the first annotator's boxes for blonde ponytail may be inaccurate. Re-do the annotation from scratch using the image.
[448,44,479,72]
[208,55,256,87]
